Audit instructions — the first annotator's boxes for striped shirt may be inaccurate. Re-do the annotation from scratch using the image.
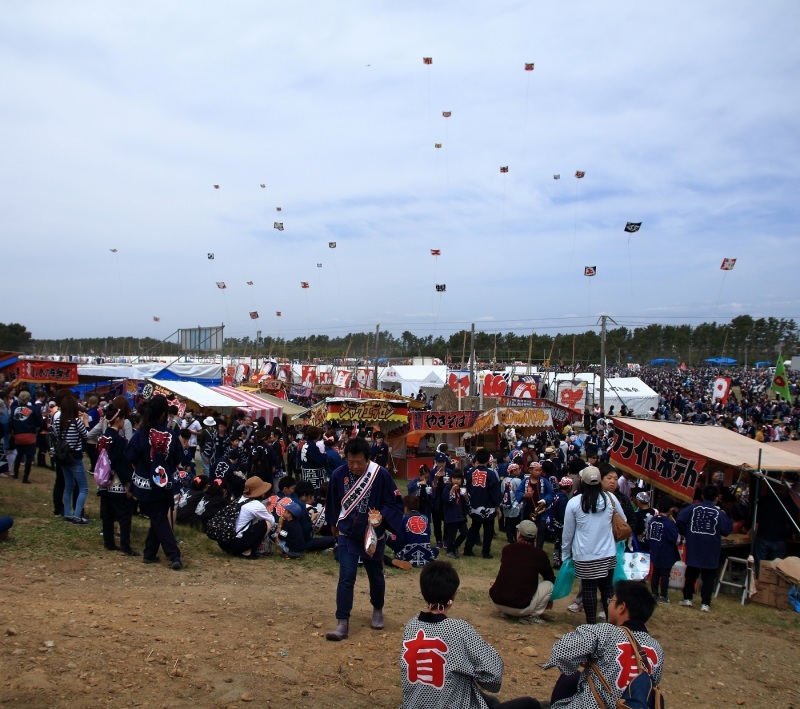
[52,411,88,453]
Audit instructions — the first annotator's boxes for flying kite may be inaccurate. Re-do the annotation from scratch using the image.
[423,57,432,65]
[329,242,336,248]
[274,222,284,231]
[624,222,642,233]
[109,248,118,253]
[434,143,442,148]
[216,282,227,289]
[553,174,560,180]
[442,111,451,118]
[207,253,214,260]
[260,184,266,188]
[276,311,282,317]
[247,281,254,286]
[720,258,737,271]
[276,207,282,212]
[435,284,446,292]
[431,249,441,256]
[301,282,309,288]
[153,316,161,322]
[317,263,322,268]
[249,311,259,319]
[575,171,585,178]
[525,63,534,71]
[213,185,220,189]
[500,166,508,173]
[584,266,597,277]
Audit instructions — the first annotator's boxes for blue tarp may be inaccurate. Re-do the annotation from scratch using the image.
[649,358,677,365]
[754,361,773,368]
[704,357,737,365]
[151,367,221,386]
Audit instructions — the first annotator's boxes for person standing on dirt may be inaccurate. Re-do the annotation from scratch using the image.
[324,436,403,641]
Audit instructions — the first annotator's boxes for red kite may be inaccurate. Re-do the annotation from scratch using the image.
[524,63,534,71]
[431,249,441,256]
[250,311,259,319]
[423,57,432,65]
[575,171,585,178]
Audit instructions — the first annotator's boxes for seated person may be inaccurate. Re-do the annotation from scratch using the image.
[295,480,335,552]
[543,580,665,708]
[175,475,209,527]
[212,448,240,482]
[388,495,438,569]
[489,519,555,625]
[217,476,274,558]
[401,561,539,708]
[276,499,306,559]
[0,515,13,541]
[194,478,229,532]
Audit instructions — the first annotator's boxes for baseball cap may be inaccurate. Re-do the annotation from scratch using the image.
[579,466,601,485]
[517,519,538,540]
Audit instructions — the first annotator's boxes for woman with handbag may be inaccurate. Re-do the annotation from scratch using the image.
[9,391,42,484]
[51,394,90,524]
[561,466,616,624]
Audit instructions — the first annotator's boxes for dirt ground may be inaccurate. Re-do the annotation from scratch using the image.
[2,477,800,708]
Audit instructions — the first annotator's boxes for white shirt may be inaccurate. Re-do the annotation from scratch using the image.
[235,497,275,537]
[561,492,615,563]
[187,419,202,447]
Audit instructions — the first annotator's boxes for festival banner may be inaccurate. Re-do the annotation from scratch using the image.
[289,385,313,398]
[260,380,284,392]
[411,410,482,432]
[317,370,333,385]
[333,368,353,387]
[509,374,539,398]
[327,399,409,423]
[301,366,317,388]
[481,373,508,398]
[557,381,587,413]
[6,360,79,385]
[313,384,336,397]
[468,407,553,436]
[447,371,470,397]
[355,367,375,389]
[335,387,361,398]
[608,418,706,503]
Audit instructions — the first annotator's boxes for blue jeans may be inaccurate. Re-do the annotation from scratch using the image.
[63,458,89,518]
[335,541,386,620]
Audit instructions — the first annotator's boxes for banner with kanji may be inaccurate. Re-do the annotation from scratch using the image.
[411,411,482,432]
[327,399,409,423]
[5,360,79,385]
[608,418,706,503]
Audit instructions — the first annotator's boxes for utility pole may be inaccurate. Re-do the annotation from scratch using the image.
[600,316,607,415]
[373,324,380,391]
[469,323,476,396]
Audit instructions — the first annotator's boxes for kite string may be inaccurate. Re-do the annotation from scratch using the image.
[627,234,634,297]
[427,66,432,144]
[713,272,727,319]
[571,178,578,259]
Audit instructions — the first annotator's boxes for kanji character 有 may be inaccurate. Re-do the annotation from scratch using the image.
[402,630,448,688]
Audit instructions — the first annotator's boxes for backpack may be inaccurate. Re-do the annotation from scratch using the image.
[588,627,664,709]
[93,448,112,487]
[205,499,246,543]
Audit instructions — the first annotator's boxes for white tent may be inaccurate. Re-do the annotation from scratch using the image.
[378,365,446,397]
[541,373,659,418]
[79,362,222,383]
[148,379,243,410]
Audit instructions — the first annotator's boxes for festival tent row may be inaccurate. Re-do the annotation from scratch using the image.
[79,362,222,385]
[377,365,447,397]
[209,384,282,424]
[608,417,800,504]
[543,373,659,417]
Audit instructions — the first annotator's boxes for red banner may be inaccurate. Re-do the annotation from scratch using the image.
[7,360,78,385]
[609,419,706,503]
[300,366,317,388]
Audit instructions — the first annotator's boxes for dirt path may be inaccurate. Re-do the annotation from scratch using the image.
[2,548,800,708]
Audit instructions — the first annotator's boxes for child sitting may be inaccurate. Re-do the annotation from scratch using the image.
[401,560,539,708]
[388,495,439,569]
[276,499,306,558]
[175,475,209,527]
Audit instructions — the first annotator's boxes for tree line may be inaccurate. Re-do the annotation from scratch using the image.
[5,315,797,366]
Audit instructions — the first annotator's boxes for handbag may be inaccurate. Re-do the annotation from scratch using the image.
[608,493,632,542]
[13,432,37,446]
[623,534,651,581]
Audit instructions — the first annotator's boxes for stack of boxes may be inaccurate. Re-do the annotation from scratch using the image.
[750,559,797,611]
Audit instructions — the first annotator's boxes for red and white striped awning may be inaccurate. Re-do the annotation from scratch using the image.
[210,385,282,424]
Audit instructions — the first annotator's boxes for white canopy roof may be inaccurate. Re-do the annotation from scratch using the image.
[80,362,221,381]
[148,379,243,410]
[378,365,447,397]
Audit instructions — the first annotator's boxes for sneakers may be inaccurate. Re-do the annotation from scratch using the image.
[567,601,583,613]
[171,558,183,570]
[519,615,546,625]
[446,551,460,559]
[657,596,671,604]
[71,517,90,525]
[143,556,161,564]
[679,599,693,607]
[700,604,710,612]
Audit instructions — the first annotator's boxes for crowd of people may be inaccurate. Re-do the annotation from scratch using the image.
[1,364,799,707]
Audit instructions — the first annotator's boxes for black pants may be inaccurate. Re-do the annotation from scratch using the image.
[53,461,78,516]
[100,494,135,551]
[684,565,716,606]
[139,498,181,561]
[505,515,521,543]
[465,513,495,556]
[651,565,672,597]
[580,569,615,624]
[445,521,468,553]
[431,509,444,545]
[13,443,35,480]
[219,519,268,556]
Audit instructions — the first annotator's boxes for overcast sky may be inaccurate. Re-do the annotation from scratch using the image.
[2,1,799,343]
